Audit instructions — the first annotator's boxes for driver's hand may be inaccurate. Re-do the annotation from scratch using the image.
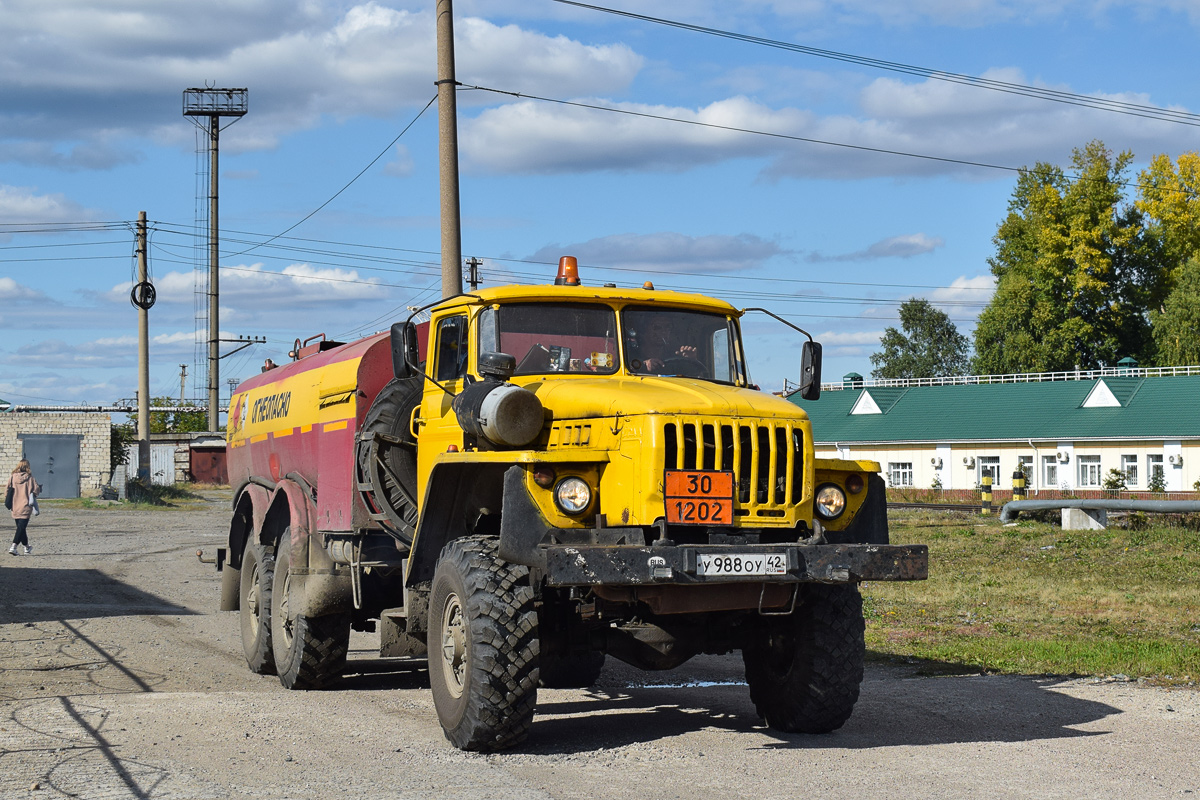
[676,345,697,359]
[643,358,664,371]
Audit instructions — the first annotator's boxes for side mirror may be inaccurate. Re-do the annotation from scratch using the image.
[798,340,822,401]
[390,321,418,379]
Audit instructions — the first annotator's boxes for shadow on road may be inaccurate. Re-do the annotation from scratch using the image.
[525,655,1121,753]
[0,567,193,625]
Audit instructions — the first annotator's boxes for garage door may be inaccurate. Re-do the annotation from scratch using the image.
[20,434,81,499]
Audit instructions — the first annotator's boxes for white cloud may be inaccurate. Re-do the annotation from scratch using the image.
[0,3,643,161]
[817,329,887,346]
[462,95,810,174]
[460,66,1199,180]
[0,277,43,301]
[807,233,944,262]
[928,274,995,306]
[0,185,96,223]
[120,263,390,309]
[529,232,785,274]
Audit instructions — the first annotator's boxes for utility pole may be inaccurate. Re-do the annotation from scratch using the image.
[134,212,152,481]
[184,87,248,430]
[436,0,463,299]
[179,364,188,403]
[466,256,482,291]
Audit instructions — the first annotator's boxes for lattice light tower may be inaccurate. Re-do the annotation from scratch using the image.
[184,87,248,431]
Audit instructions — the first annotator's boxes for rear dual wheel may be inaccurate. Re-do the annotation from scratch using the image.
[270,530,350,690]
[239,539,276,675]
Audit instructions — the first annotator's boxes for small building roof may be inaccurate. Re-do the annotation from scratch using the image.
[791,373,1200,444]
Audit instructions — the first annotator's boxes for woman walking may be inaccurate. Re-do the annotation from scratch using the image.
[8,459,41,556]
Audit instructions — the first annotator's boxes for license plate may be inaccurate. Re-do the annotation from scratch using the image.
[696,552,789,577]
[664,470,734,525]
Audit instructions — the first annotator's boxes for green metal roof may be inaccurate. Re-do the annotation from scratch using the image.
[790,375,1200,444]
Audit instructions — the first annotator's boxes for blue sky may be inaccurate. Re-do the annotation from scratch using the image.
[2,0,1199,409]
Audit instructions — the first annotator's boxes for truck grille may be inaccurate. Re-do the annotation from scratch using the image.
[661,419,805,517]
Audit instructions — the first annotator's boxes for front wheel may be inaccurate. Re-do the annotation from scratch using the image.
[239,539,276,675]
[270,530,350,690]
[742,583,865,734]
[428,537,539,751]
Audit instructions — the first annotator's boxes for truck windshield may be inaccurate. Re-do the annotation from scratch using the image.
[623,306,742,383]
[479,303,619,375]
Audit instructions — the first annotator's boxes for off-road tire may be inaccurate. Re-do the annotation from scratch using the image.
[742,583,865,734]
[539,650,605,689]
[239,539,276,675]
[270,530,350,690]
[357,377,422,542]
[429,537,539,751]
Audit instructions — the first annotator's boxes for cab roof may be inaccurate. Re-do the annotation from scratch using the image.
[429,282,741,316]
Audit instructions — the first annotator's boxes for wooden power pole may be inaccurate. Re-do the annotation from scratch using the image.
[136,211,151,481]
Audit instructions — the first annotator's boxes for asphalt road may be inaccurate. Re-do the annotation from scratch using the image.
[1,492,1197,799]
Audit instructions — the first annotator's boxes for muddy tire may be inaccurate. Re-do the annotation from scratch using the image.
[239,539,276,675]
[429,537,539,751]
[539,650,605,689]
[742,583,865,734]
[270,531,349,690]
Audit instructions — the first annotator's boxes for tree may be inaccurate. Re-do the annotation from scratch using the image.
[1151,255,1200,366]
[125,397,209,434]
[869,298,970,379]
[973,141,1162,374]
[1136,151,1200,281]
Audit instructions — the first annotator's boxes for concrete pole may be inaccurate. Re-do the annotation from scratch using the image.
[436,0,463,299]
[208,115,220,431]
[137,211,151,481]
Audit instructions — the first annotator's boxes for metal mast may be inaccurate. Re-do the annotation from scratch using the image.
[183,87,248,430]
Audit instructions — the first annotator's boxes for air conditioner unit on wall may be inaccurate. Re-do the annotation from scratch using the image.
[931,457,943,469]
[1057,451,1070,463]
[962,456,975,469]
[1168,454,1183,466]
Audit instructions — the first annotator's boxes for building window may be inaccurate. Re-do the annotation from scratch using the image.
[1078,455,1102,487]
[978,456,1000,485]
[1148,454,1165,485]
[1018,455,1033,482]
[1121,454,1138,486]
[1042,455,1058,488]
[888,462,913,487]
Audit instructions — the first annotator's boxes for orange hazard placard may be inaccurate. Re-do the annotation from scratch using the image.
[664,470,734,525]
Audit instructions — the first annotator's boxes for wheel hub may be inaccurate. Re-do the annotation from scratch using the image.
[439,593,467,699]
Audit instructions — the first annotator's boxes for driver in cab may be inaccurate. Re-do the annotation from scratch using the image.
[633,317,702,376]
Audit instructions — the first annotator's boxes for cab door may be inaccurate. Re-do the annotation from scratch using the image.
[414,313,470,503]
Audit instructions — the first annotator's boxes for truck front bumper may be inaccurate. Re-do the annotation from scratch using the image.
[497,465,927,587]
[542,542,927,586]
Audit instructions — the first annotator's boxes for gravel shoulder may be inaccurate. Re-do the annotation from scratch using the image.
[1,493,1197,799]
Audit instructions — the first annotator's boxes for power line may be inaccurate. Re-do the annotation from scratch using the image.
[550,0,1200,127]
[223,95,438,261]
[464,82,1026,176]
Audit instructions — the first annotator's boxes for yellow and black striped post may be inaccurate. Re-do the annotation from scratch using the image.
[981,474,993,515]
[1012,469,1027,502]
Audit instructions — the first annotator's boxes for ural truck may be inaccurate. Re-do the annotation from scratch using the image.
[220,256,927,751]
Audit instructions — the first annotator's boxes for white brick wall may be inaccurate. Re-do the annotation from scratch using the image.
[0,413,112,496]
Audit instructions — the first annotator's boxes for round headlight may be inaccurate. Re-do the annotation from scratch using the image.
[814,484,846,519]
[554,477,592,515]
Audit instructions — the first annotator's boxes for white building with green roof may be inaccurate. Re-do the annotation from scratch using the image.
[789,366,1200,495]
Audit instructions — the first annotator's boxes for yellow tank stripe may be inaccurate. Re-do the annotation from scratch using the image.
[324,420,349,432]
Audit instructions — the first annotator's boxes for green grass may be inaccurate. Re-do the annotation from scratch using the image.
[865,511,1200,684]
[42,483,213,510]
